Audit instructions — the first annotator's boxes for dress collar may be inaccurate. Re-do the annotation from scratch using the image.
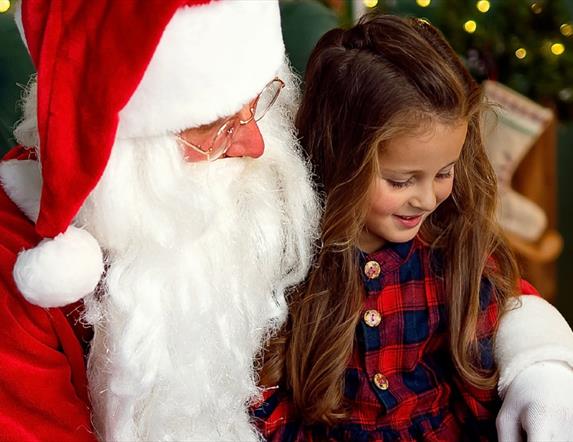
[357,237,418,276]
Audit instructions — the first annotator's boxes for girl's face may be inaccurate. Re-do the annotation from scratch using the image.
[359,120,467,253]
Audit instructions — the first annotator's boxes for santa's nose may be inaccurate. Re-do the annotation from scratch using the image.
[224,104,265,159]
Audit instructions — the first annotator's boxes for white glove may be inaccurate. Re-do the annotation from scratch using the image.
[497,361,573,441]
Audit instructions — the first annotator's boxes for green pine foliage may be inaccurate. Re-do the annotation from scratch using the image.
[372,0,573,119]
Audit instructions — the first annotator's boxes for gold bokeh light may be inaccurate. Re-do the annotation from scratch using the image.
[551,43,565,55]
[0,0,11,14]
[530,3,543,14]
[561,24,573,37]
[515,48,527,59]
[476,1,490,13]
[464,20,477,34]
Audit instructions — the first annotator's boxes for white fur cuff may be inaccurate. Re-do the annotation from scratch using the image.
[496,295,573,397]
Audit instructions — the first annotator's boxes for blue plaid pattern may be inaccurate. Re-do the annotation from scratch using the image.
[253,237,537,441]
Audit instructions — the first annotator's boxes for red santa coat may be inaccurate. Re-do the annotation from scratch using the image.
[0,151,96,441]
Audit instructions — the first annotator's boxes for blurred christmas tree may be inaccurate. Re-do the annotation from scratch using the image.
[362,0,573,120]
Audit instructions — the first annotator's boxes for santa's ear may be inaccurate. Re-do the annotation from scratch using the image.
[14,226,104,308]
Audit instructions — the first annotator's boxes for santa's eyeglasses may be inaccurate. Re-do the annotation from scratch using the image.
[176,78,285,161]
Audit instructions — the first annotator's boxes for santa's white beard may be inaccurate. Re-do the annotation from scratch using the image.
[77,85,319,441]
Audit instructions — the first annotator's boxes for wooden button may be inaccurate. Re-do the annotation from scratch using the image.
[363,309,382,327]
[373,373,389,390]
[364,260,381,279]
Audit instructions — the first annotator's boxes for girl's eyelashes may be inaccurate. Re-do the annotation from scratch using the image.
[436,169,453,180]
[387,178,413,189]
[385,168,454,189]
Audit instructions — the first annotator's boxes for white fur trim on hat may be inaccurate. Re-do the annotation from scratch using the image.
[117,0,285,138]
[13,226,104,308]
[495,295,573,398]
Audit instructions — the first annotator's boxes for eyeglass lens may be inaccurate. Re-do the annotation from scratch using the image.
[211,80,283,159]
[208,119,237,160]
[254,80,283,122]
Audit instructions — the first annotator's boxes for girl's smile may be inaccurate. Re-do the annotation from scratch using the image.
[393,214,424,228]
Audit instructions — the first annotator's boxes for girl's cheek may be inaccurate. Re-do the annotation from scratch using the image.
[369,187,408,216]
[435,181,454,205]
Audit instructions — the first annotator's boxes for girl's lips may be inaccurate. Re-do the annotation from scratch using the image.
[393,214,423,228]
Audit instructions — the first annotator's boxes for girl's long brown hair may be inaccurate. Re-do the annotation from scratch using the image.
[260,14,520,425]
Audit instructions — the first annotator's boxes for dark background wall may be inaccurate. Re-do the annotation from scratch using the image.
[0,10,33,152]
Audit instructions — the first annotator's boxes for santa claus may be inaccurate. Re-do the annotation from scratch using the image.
[0,1,319,440]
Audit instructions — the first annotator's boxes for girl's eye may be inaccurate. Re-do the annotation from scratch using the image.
[387,179,413,189]
[436,170,453,180]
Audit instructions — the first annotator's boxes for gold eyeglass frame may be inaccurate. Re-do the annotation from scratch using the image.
[176,77,285,161]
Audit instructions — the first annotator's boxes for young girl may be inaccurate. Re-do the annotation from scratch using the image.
[253,14,573,441]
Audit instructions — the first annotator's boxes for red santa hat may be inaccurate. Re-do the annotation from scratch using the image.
[11,0,285,307]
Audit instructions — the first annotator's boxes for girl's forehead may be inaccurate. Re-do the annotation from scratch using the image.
[379,120,467,170]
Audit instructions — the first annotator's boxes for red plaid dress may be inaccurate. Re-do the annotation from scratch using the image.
[252,237,538,441]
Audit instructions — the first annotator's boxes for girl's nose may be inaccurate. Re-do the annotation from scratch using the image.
[410,182,437,212]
